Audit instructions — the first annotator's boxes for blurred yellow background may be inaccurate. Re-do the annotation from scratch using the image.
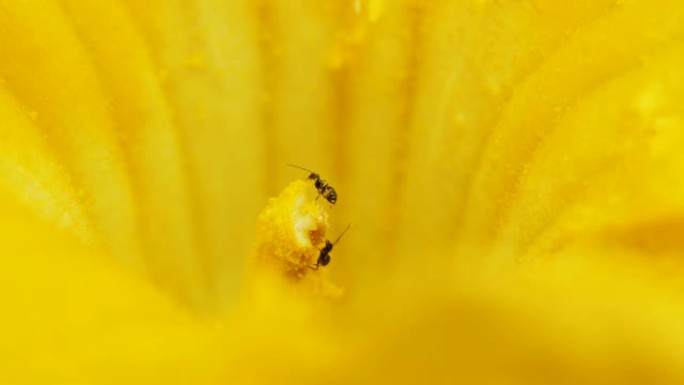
[2,0,684,383]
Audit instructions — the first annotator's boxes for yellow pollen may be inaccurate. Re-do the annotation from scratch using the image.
[249,180,343,299]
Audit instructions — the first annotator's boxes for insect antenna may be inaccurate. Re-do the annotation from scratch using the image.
[332,223,352,246]
[286,164,314,174]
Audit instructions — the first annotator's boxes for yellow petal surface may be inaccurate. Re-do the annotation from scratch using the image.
[3,0,684,384]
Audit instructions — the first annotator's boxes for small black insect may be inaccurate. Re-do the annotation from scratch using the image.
[287,164,338,205]
[312,223,351,270]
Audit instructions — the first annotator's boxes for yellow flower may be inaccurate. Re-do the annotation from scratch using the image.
[3,0,684,383]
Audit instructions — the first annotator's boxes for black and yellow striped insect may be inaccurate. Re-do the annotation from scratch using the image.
[287,164,338,205]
